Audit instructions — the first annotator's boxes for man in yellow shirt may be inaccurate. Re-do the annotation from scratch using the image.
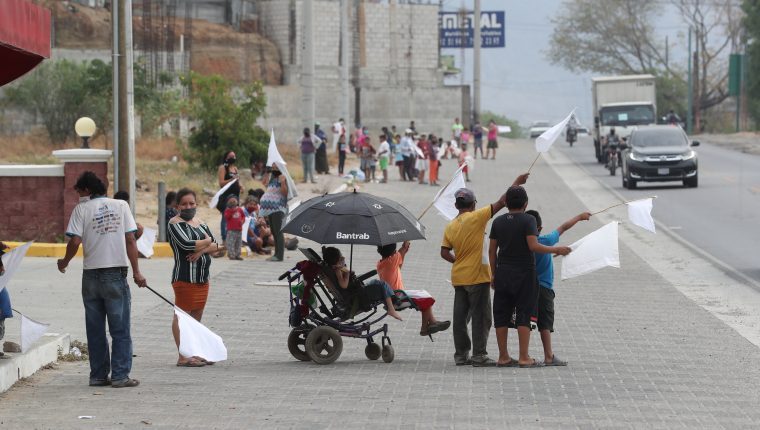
[440,173,529,366]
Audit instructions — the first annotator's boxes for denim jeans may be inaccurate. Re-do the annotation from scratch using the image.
[301,152,316,182]
[266,211,285,260]
[82,267,133,384]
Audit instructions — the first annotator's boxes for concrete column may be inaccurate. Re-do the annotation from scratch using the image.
[52,149,113,236]
[340,0,351,132]
[302,0,315,129]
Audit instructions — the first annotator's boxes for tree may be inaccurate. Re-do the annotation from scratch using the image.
[548,0,744,129]
[184,73,269,170]
[3,59,179,143]
[3,60,104,144]
[479,111,524,138]
[743,0,760,127]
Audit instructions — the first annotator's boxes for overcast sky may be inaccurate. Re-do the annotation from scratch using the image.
[440,0,686,127]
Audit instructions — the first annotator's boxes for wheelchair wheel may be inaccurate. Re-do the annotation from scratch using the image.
[305,326,343,365]
[381,345,395,363]
[365,342,381,360]
[287,328,312,362]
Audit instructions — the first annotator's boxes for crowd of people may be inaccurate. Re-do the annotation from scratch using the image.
[34,113,586,389]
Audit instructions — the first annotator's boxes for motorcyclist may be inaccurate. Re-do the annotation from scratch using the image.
[604,127,621,167]
[666,109,680,126]
[566,123,577,144]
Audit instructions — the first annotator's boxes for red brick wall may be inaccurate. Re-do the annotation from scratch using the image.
[0,176,65,242]
[0,161,108,242]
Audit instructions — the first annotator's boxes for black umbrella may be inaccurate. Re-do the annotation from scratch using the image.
[282,190,426,247]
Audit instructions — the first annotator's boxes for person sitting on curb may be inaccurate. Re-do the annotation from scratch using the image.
[377,241,450,337]
[525,209,591,367]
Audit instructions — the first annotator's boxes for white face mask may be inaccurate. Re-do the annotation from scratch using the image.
[79,196,90,203]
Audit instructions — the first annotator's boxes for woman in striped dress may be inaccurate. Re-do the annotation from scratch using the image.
[167,188,225,367]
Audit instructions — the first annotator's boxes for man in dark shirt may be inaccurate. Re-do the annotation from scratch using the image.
[488,186,571,368]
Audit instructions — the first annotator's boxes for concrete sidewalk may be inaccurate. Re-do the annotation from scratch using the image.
[1,140,759,429]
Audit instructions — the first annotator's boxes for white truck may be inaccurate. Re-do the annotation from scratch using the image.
[592,75,657,162]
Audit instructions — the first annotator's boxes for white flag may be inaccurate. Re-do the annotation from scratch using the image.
[535,109,576,153]
[175,307,228,363]
[627,198,656,233]
[561,221,620,280]
[241,216,252,243]
[266,129,287,167]
[21,313,49,352]
[136,227,156,258]
[0,241,33,291]
[433,163,467,221]
[209,178,238,209]
[265,130,298,200]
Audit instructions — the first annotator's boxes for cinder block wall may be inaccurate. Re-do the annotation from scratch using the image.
[0,176,65,241]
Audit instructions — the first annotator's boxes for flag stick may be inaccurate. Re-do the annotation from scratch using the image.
[417,163,467,220]
[591,195,657,215]
[527,153,541,172]
[145,285,176,307]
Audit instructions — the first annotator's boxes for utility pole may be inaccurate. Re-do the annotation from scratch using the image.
[686,27,693,134]
[302,0,315,130]
[472,0,481,125]
[125,0,136,211]
[339,0,350,147]
[112,0,120,187]
[118,0,129,198]
[693,29,701,133]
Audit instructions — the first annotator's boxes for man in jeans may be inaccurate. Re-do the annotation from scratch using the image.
[58,171,147,388]
[440,173,529,366]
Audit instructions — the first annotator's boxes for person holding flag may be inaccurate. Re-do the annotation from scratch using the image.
[439,172,530,367]
[57,171,147,388]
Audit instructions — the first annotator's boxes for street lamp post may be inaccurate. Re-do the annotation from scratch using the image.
[75,117,96,149]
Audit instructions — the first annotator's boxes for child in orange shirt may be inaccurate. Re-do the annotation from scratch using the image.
[376,241,450,336]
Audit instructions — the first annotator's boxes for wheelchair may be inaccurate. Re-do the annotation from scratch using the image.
[280,248,419,365]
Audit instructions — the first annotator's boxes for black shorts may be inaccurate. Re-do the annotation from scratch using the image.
[492,265,537,328]
[536,287,555,332]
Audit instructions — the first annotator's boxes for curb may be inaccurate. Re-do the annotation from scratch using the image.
[0,333,70,394]
[2,241,250,258]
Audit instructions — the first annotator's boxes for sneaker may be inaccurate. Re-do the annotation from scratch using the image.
[89,379,111,387]
[471,358,497,367]
[427,320,451,334]
[266,256,283,262]
[111,378,140,388]
[455,358,473,366]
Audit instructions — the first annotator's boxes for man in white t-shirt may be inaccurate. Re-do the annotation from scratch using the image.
[57,171,147,389]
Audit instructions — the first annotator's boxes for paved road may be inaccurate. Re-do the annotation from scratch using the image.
[1,139,760,429]
[557,135,760,284]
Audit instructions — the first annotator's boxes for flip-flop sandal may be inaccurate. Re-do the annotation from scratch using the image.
[544,355,568,366]
[193,356,215,365]
[518,359,544,368]
[497,358,519,367]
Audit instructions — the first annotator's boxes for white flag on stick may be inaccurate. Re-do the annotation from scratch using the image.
[209,178,238,209]
[433,163,467,221]
[626,198,656,233]
[266,129,287,167]
[241,216,252,243]
[175,307,228,363]
[265,130,298,200]
[21,313,50,352]
[535,109,576,153]
[136,227,156,258]
[561,221,620,280]
[0,241,33,291]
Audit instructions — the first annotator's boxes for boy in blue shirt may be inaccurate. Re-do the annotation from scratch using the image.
[526,209,590,366]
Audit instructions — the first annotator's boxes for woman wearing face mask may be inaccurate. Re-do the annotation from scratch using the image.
[259,164,289,262]
[216,151,241,244]
[167,188,224,367]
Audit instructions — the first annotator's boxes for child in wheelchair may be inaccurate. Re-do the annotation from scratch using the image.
[322,247,403,321]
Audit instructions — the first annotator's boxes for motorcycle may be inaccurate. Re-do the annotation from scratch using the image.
[566,127,577,147]
[605,137,626,176]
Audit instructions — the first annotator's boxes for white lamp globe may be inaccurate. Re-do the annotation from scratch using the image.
[75,117,96,138]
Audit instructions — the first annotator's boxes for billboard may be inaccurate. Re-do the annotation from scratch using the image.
[439,11,505,49]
